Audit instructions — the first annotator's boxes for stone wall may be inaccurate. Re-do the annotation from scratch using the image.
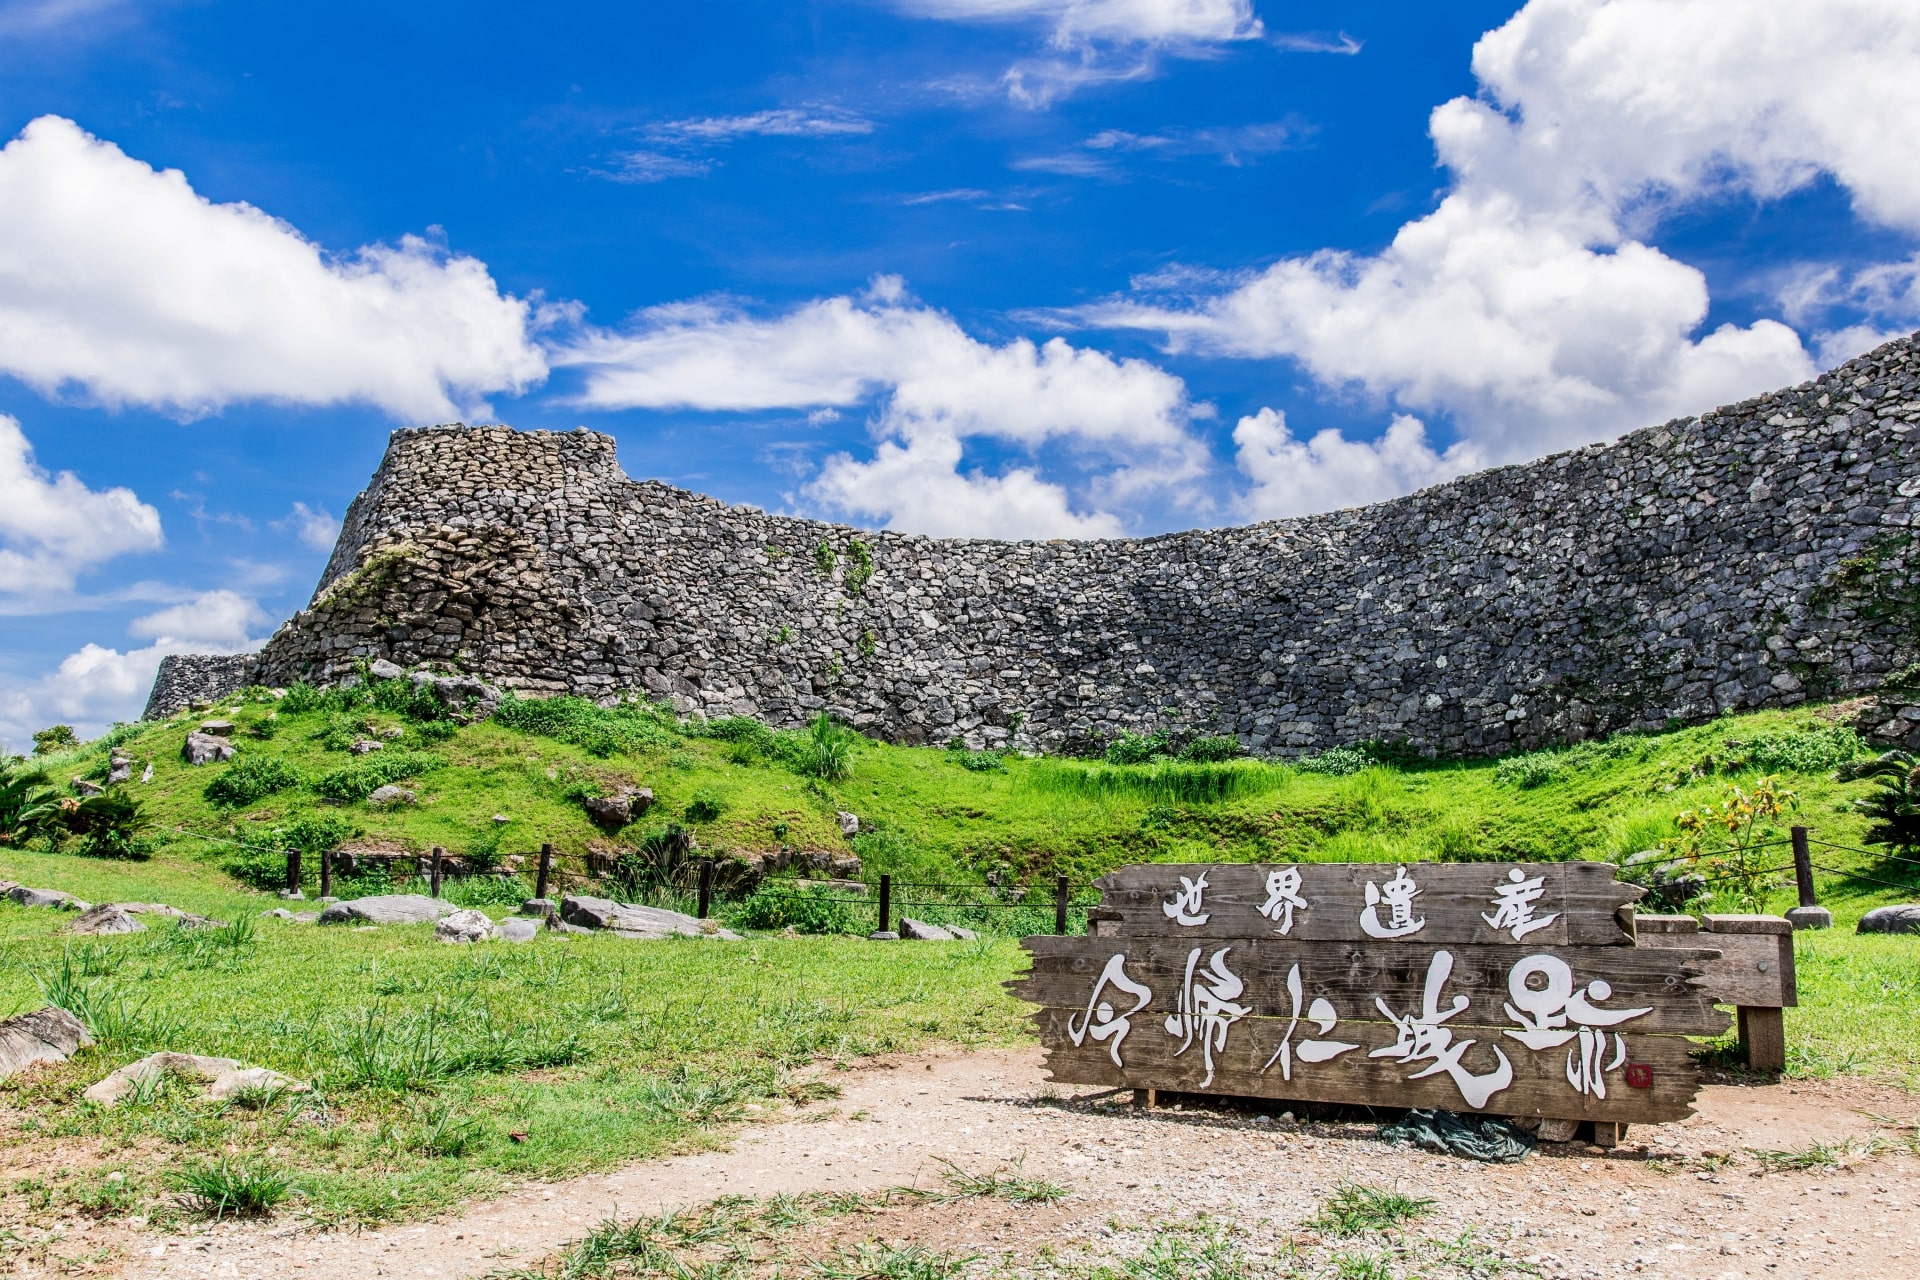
[143,654,260,720]
[148,332,1920,758]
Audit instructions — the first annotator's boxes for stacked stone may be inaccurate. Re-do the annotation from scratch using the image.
[146,334,1920,759]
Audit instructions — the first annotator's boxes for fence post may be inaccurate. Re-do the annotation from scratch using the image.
[1786,826,1831,930]
[430,845,444,898]
[697,858,715,920]
[877,874,892,935]
[1055,875,1070,935]
[284,848,301,898]
[318,847,332,900]
[535,842,553,902]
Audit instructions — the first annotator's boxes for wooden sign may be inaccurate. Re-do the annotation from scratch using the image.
[1016,862,1731,1127]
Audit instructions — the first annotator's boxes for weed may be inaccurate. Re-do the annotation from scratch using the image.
[1332,1251,1394,1280]
[847,540,874,592]
[1746,1136,1886,1172]
[1105,730,1171,765]
[685,787,726,823]
[204,756,303,808]
[30,949,179,1053]
[1025,759,1283,805]
[802,713,861,782]
[1310,1183,1437,1236]
[1296,745,1374,777]
[170,1157,292,1219]
[314,752,444,802]
[926,1157,1066,1204]
[1087,1217,1257,1280]
[492,693,680,758]
[813,539,838,577]
[412,1098,484,1157]
[1178,735,1243,763]
[636,1069,754,1125]
[147,915,257,969]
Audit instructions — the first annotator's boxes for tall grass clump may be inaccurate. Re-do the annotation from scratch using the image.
[800,713,861,781]
[170,1158,292,1219]
[203,756,303,807]
[1023,758,1285,804]
[491,694,680,757]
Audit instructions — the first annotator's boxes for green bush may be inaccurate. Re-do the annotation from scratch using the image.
[411,719,459,744]
[1740,725,1865,774]
[685,787,726,823]
[64,791,153,859]
[491,694,679,757]
[1296,745,1374,777]
[32,725,79,756]
[314,752,442,802]
[1104,730,1170,765]
[946,746,1006,772]
[281,682,359,715]
[203,757,302,808]
[0,763,57,847]
[1177,734,1243,762]
[221,814,358,890]
[728,882,867,934]
[366,676,448,721]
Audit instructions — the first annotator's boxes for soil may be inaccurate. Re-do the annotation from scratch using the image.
[10,1048,1919,1279]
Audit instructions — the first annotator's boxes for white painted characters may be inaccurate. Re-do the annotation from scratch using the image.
[1501,954,1651,1099]
[1258,866,1309,935]
[1067,954,1154,1068]
[1370,950,1514,1108]
[1359,866,1425,938]
[1165,947,1250,1088]
[1162,872,1211,927]
[1482,868,1559,941]
[1262,962,1361,1079]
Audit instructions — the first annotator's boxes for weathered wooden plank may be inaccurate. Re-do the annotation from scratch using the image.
[1091,862,1642,945]
[1637,929,1796,1008]
[1031,1008,1703,1123]
[1013,937,1730,1038]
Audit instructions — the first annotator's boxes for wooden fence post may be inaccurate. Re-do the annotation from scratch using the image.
[877,874,892,935]
[535,843,553,902]
[1054,875,1070,935]
[1786,826,1830,929]
[697,858,715,919]
[430,846,444,898]
[284,849,301,897]
[318,847,332,899]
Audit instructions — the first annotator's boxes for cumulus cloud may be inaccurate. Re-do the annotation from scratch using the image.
[271,501,341,552]
[1083,0,1920,511]
[1233,409,1479,520]
[0,590,268,751]
[0,414,162,600]
[553,278,1204,536]
[0,115,552,421]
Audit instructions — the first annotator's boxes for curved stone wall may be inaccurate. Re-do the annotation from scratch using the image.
[149,332,1920,758]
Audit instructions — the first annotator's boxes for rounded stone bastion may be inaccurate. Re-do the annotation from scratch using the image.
[148,331,1920,759]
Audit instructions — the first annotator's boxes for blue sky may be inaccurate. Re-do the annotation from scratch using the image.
[2,0,1918,750]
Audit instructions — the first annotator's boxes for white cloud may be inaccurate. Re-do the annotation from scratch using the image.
[1233,409,1480,520]
[0,115,553,421]
[553,278,1204,535]
[646,108,875,143]
[1085,0,1920,503]
[0,590,267,752]
[0,414,162,599]
[272,501,341,552]
[605,151,714,184]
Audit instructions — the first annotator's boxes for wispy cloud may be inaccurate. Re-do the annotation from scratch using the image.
[604,150,715,184]
[1016,119,1310,177]
[901,187,994,205]
[1270,30,1361,54]
[645,108,874,143]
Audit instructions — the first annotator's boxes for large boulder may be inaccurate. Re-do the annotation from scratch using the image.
[582,787,654,829]
[559,895,739,940]
[182,731,236,765]
[0,1008,91,1080]
[317,894,460,926]
[197,720,236,737]
[898,917,977,941]
[84,1052,308,1106]
[5,885,89,911]
[492,917,540,943]
[367,784,415,807]
[434,909,495,944]
[69,902,225,936]
[1857,903,1920,935]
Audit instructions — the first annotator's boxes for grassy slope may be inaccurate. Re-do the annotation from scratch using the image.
[1,697,1917,1229]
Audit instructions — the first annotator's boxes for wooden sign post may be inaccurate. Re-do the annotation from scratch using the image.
[1014,863,1737,1141]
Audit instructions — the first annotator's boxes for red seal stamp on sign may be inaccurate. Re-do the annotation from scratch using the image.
[1624,1063,1654,1089]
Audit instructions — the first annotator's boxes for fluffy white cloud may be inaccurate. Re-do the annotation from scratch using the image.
[0,414,162,599]
[0,590,267,752]
[554,278,1203,535]
[1233,409,1479,520]
[272,502,341,552]
[0,116,552,421]
[1088,0,1920,508]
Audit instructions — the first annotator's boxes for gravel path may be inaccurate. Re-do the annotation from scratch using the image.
[101,1048,1920,1280]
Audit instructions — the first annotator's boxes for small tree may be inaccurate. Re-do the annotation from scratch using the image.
[32,725,79,756]
[1668,777,1798,912]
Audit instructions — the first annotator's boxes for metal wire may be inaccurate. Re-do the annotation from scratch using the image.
[1808,838,1920,868]
[1810,862,1920,892]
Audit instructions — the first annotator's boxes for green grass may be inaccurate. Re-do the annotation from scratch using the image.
[1309,1184,1437,1237]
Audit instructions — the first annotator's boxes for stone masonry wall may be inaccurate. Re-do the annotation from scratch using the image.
[149,332,1920,758]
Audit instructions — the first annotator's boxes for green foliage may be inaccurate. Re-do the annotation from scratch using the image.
[1494,750,1563,789]
[1737,724,1866,774]
[32,725,79,756]
[728,882,867,934]
[170,1157,292,1219]
[1309,1183,1437,1236]
[1295,745,1374,777]
[1670,776,1799,912]
[491,694,679,758]
[801,713,860,781]
[684,787,726,823]
[0,762,57,847]
[314,752,443,802]
[222,813,358,889]
[1024,758,1285,805]
[412,718,459,744]
[203,756,303,808]
[1105,730,1171,765]
[442,873,532,909]
[1177,734,1243,763]
[945,742,1006,772]
[607,824,699,901]
[64,790,154,859]
[813,538,837,577]
[279,682,339,714]
[846,539,874,591]
[1838,750,1920,855]
[365,675,450,721]
[30,948,180,1054]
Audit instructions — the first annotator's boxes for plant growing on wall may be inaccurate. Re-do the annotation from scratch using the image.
[847,540,874,592]
[812,539,837,578]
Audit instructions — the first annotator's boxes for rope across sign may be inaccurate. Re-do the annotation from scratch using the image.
[1012,863,1764,1134]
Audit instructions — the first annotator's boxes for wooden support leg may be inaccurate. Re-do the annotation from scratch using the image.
[1738,1006,1787,1073]
[1133,1088,1157,1109]
[1592,1122,1627,1149]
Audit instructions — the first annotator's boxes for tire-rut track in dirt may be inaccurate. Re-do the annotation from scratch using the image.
[102,1048,1920,1280]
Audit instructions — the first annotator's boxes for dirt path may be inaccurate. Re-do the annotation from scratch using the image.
[92,1049,1920,1279]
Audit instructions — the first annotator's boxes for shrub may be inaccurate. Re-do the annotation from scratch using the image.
[1177,734,1243,763]
[63,791,153,859]
[1838,750,1920,855]
[946,744,1005,772]
[279,682,340,714]
[221,813,358,891]
[203,757,302,808]
[607,824,699,900]
[314,752,442,801]
[0,764,57,847]
[492,694,679,757]
[800,713,860,781]
[444,873,531,909]
[729,882,866,934]
[1104,730,1170,765]
[365,675,448,721]
[684,788,725,823]
[32,725,79,756]
[1296,745,1373,777]
[411,718,459,744]
[1494,750,1564,789]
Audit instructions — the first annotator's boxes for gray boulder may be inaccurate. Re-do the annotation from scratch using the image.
[559,895,739,940]
[72,902,226,935]
[317,894,460,926]
[368,659,406,680]
[435,909,495,944]
[198,720,236,737]
[84,1052,308,1106]
[492,917,540,943]
[367,784,415,807]
[348,738,384,755]
[6,886,89,911]
[0,1008,91,1081]
[70,778,104,797]
[182,731,236,765]
[898,917,956,941]
[106,760,133,785]
[1857,904,1920,935]
[583,796,633,827]
[836,810,860,836]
